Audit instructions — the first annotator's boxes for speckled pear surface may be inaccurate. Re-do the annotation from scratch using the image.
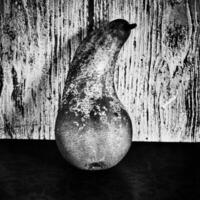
[55,19,137,170]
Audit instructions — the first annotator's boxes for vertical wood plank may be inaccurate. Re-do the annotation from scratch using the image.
[0,0,89,139]
[93,0,200,142]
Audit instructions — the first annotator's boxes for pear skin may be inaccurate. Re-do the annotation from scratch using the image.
[55,19,137,170]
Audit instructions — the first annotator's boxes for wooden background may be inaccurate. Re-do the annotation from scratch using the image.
[0,0,199,142]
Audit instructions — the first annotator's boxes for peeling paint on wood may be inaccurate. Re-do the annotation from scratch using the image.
[0,0,200,142]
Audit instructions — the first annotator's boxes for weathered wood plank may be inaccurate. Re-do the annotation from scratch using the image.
[0,0,89,139]
[93,0,200,142]
[0,0,199,141]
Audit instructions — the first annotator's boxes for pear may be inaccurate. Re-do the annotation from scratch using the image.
[55,19,137,170]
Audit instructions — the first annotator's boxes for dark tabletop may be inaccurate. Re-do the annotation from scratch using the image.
[0,140,199,200]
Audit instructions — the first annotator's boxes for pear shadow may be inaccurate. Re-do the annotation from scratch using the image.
[0,140,135,200]
[57,166,134,200]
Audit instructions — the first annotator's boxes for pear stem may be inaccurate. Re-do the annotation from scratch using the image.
[129,23,137,29]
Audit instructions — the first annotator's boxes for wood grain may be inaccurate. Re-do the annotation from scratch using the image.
[0,0,199,141]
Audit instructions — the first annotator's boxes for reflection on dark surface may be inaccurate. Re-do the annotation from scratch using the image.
[0,140,199,200]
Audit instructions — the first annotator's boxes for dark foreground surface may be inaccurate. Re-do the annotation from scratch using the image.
[0,140,199,200]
